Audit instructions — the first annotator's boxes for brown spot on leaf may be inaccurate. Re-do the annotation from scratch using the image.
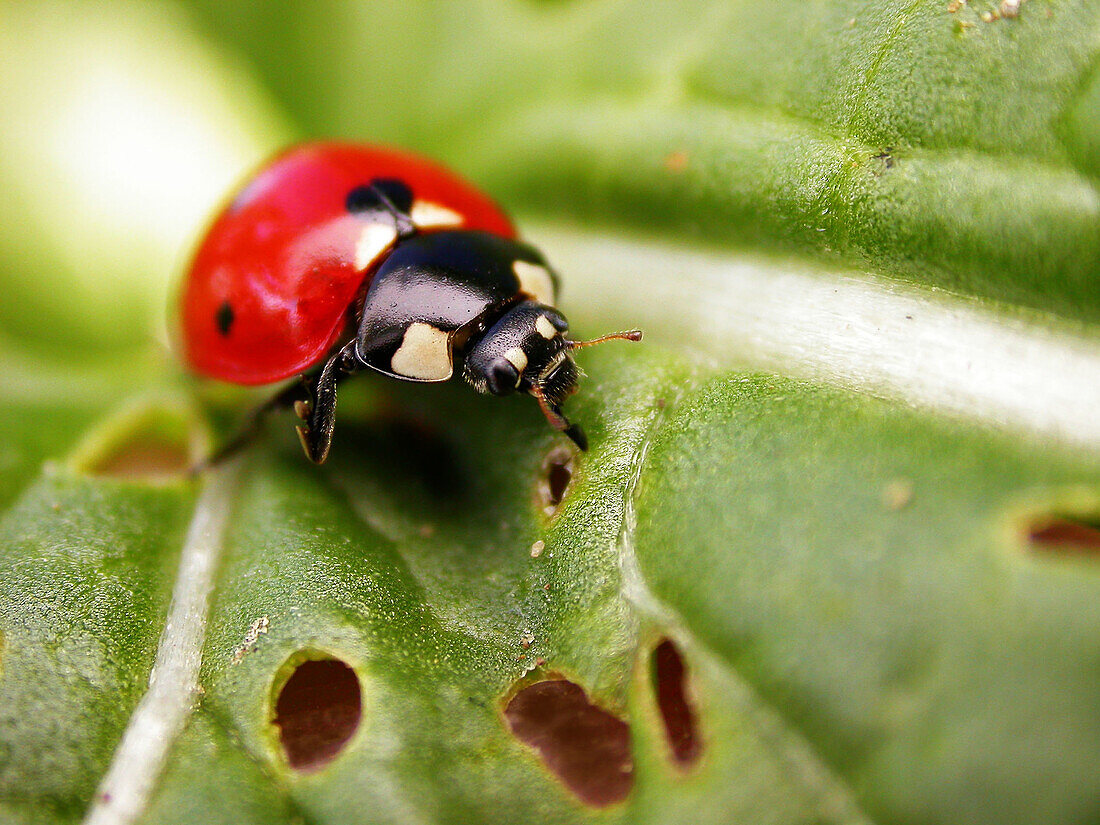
[504,679,633,806]
[273,657,362,771]
[872,149,895,172]
[652,639,702,768]
[882,478,913,511]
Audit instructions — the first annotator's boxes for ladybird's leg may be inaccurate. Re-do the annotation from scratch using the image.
[192,380,307,473]
[530,385,588,451]
[562,422,588,452]
[296,340,360,464]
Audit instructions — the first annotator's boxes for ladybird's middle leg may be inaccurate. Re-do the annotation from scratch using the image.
[193,380,306,473]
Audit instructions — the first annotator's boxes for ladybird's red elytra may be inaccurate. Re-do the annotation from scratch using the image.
[179,141,641,465]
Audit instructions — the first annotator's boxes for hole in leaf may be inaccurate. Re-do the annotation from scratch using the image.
[70,400,205,482]
[504,679,633,807]
[273,657,362,772]
[1027,514,1100,557]
[538,446,574,514]
[651,639,702,768]
[90,436,191,481]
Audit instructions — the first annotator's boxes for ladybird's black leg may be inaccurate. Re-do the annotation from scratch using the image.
[296,340,361,464]
[531,385,588,452]
[192,380,307,474]
[563,423,588,452]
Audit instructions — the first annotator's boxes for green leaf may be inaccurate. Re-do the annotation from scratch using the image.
[0,472,194,823]
[2,2,1100,825]
[632,372,1100,825]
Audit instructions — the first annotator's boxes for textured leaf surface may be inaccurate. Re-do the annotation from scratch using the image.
[1,2,1099,825]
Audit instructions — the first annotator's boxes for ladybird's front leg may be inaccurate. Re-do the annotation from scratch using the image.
[295,340,361,464]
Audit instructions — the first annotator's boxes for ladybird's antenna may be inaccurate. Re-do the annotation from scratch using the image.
[566,329,643,350]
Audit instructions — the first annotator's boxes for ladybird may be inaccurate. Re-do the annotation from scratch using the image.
[180,142,641,464]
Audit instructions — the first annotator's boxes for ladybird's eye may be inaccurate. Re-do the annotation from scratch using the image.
[346,178,414,216]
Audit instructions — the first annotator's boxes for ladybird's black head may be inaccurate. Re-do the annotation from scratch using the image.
[463,300,641,450]
[463,301,573,397]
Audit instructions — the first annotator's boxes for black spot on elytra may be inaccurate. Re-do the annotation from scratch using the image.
[215,301,234,336]
[346,178,414,216]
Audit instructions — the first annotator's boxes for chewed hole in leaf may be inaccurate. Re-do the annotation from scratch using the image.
[651,638,702,768]
[538,446,574,514]
[1026,513,1100,557]
[90,436,191,480]
[273,657,362,772]
[69,398,206,482]
[504,679,633,807]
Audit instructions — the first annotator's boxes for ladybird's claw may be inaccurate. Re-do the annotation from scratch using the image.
[564,423,588,452]
[296,405,335,465]
[532,384,587,451]
[295,425,317,463]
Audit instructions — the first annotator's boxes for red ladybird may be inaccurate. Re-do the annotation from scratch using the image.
[180,142,640,464]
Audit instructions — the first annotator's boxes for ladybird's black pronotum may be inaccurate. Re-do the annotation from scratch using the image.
[180,142,641,464]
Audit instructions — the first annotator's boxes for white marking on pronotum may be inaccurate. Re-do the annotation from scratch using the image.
[391,321,453,380]
[354,222,398,271]
[531,226,1100,450]
[410,200,464,229]
[535,315,557,340]
[513,259,556,305]
[83,460,241,825]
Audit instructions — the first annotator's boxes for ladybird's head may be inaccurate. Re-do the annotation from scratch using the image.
[463,300,642,450]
